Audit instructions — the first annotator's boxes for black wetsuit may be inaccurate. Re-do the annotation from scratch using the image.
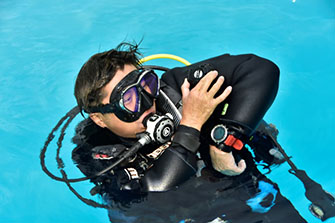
[72,54,306,223]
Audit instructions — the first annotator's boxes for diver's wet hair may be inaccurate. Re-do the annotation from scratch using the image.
[74,41,142,114]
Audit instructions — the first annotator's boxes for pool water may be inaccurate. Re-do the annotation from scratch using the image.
[0,0,334,222]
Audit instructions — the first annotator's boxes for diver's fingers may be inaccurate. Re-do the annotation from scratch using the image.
[194,70,218,91]
[236,159,247,172]
[214,86,232,105]
[208,75,225,97]
[221,159,246,176]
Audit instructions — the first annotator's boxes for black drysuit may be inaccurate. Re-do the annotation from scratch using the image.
[72,54,306,223]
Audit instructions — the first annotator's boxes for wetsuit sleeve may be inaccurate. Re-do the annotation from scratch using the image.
[161,54,280,135]
[141,125,200,192]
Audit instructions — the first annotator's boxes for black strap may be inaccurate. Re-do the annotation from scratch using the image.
[160,80,183,109]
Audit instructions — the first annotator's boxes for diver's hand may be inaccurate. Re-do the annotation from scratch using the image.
[180,71,232,131]
[209,145,246,176]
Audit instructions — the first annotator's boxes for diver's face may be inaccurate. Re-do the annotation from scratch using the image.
[89,64,156,138]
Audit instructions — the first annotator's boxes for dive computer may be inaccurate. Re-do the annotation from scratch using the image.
[211,124,244,152]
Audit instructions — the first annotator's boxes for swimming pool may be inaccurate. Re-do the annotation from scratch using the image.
[0,0,334,222]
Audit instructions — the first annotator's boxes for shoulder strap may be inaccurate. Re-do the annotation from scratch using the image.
[157,80,183,127]
[160,80,183,109]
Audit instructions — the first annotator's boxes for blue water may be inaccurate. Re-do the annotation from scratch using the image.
[0,0,334,222]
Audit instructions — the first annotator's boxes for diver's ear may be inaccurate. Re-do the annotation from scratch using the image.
[89,113,107,128]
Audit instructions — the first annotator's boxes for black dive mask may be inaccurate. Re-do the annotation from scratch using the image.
[88,69,160,122]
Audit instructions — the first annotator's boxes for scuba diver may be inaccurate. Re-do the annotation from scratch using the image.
[71,42,306,223]
[40,42,334,222]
